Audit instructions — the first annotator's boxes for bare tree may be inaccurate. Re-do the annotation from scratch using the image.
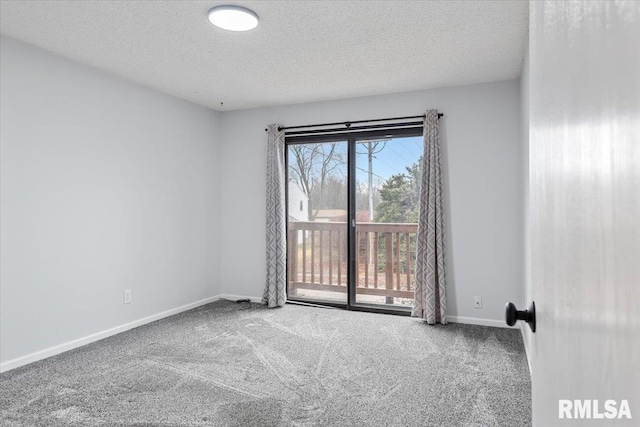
[288,144,344,220]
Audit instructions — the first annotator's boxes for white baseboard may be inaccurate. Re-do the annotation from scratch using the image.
[447,315,512,328]
[219,294,263,304]
[0,295,221,373]
[219,297,508,328]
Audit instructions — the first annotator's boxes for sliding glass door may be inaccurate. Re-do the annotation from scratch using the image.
[286,140,348,304]
[354,136,423,308]
[286,129,422,311]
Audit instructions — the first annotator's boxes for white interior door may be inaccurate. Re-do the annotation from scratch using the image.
[527,1,639,426]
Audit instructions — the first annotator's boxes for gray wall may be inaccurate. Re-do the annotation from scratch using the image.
[0,37,221,365]
[218,80,523,324]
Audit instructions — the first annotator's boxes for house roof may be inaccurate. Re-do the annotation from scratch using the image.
[314,210,346,219]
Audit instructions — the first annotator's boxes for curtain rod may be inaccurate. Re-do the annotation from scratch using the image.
[285,121,424,137]
[264,113,443,132]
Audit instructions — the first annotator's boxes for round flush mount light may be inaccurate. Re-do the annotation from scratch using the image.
[208,5,259,32]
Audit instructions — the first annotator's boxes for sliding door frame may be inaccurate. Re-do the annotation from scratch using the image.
[285,127,423,316]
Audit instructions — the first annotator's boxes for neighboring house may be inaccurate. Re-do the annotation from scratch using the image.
[356,210,373,223]
[314,209,347,222]
[288,181,308,245]
[313,210,373,223]
[288,180,308,222]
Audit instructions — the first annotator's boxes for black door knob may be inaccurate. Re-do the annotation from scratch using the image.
[505,301,536,332]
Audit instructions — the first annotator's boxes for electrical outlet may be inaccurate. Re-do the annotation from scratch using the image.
[473,296,482,309]
[124,289,132,305]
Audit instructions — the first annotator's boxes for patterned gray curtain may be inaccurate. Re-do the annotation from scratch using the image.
[411,110,447,324]
[262,124,287,308]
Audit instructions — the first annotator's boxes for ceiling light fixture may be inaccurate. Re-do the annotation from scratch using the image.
[208,5,259,32]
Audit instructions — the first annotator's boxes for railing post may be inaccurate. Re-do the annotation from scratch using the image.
[302,230,307,283]
[385,232,394,304]
[337,230,342,286]
[374,232,378,288]
[319,230,323,284]
[291,229,298,285]
[328,231,333,285]
[310,230,315,283]
[395,232,400,291]
[364,231,369,288]
[405,232,411,292]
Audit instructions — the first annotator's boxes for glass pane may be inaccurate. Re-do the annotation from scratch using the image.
[287,141,348,304]
[354,136,422,307]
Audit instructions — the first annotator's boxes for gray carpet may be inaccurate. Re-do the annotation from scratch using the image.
[1,300,531,426]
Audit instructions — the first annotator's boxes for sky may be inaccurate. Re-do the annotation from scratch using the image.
[355,135,423,183]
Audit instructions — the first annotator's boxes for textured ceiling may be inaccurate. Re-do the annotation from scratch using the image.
[0,1,528,111]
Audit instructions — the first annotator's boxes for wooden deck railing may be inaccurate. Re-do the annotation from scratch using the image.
[288,221,418,301]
